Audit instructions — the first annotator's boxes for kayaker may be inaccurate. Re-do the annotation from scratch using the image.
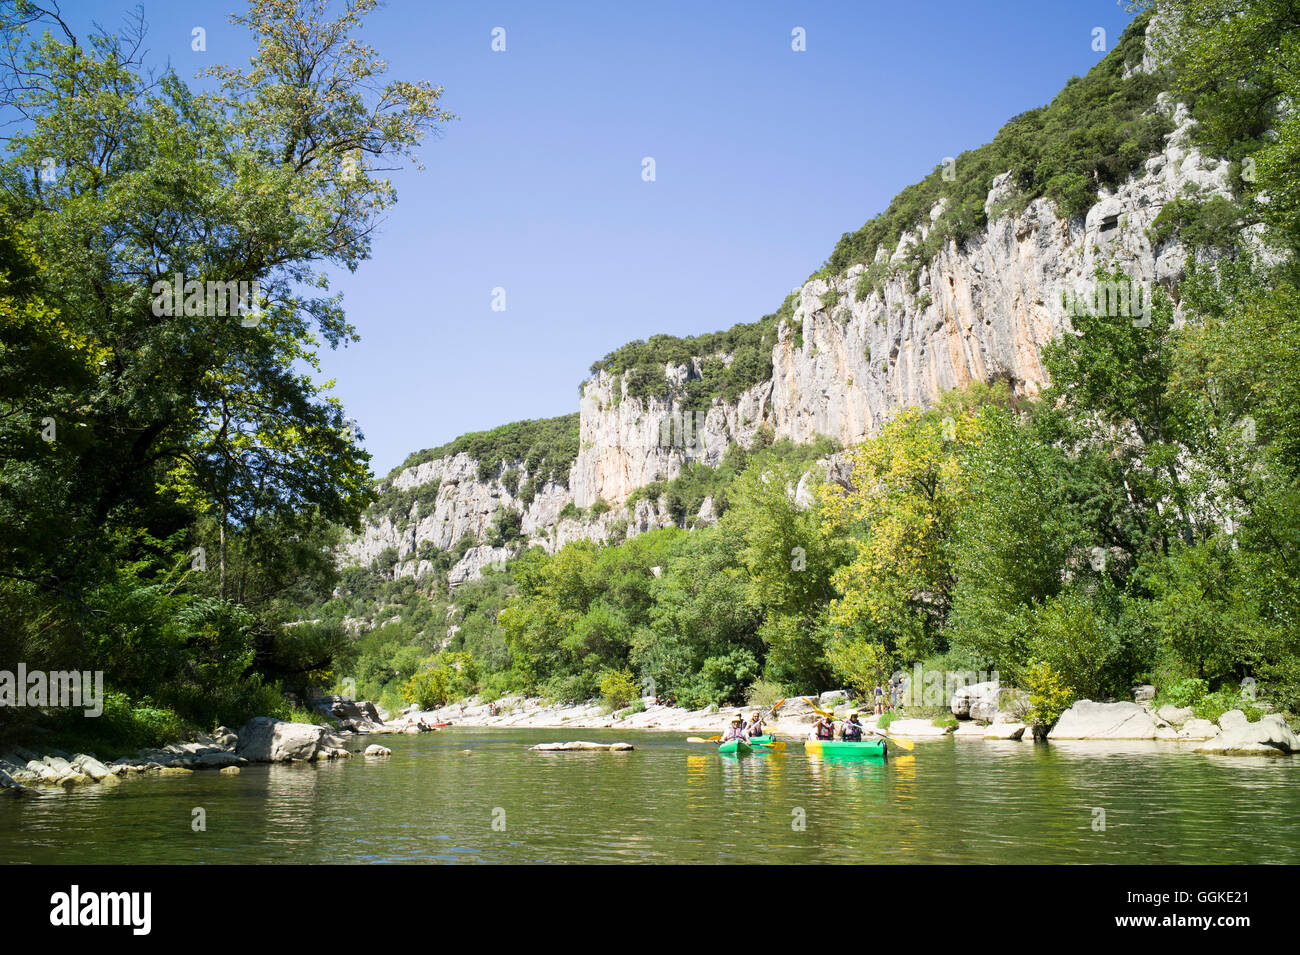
[842,711,864,742]
[810,714,836,741]
[746,710,765,737]
[721,715,750,743]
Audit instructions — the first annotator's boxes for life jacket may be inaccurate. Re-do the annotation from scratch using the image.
[816,720,834,740]
[843,721,863,741]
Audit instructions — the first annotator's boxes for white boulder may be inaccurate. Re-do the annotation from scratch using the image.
[1194,714,1300,756]
[236,717,327,762]
[1048,701,1158,740]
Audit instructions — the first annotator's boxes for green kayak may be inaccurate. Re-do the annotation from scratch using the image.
[804,738,887,758]
[717,738,753,756]
[748,734,774,746]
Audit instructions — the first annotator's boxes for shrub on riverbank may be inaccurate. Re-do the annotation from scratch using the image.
[599,668,640,711]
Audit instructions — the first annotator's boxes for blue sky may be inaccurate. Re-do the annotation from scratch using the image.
[57,0,1135,474]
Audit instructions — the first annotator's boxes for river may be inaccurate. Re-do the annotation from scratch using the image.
[3,727,1298,864]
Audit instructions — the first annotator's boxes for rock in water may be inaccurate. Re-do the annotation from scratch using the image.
[1179,718,1218,740]
[364,745,392,757]
[1194,714,1300,756]
[71,754,113,781]
[530,741,634,751]
[983,721,1026,740]
[1048,701,1158,740]
[235,717,326,762]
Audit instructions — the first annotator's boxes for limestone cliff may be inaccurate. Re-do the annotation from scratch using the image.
[344,91,1236,585]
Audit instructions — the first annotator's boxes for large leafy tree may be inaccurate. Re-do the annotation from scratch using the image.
[0,0,450,732]
[818,390,999,665]
[0,0,449,591]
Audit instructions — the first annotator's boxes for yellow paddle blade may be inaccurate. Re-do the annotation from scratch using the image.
[875,731,915,751]
[803,696,834,717]
[686,737,708,743]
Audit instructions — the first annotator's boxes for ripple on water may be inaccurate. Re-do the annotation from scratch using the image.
[2,728,1298,863]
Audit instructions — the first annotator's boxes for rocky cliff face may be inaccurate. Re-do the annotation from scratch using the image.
[345,96,1234,585]
[769,97,1229,449]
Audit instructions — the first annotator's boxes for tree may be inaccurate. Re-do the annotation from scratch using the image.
[0,0,448,590]
[818,394,994,662]
[1039,271,1198,555]
[0,0,450,737]
[947,408,1080,671]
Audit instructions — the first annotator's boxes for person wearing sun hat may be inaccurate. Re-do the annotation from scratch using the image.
[721,713,750,743]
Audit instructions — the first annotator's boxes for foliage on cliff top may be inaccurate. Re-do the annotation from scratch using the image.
[394,413,580,485]
[821,13,1169,288]
[584,298,794,409]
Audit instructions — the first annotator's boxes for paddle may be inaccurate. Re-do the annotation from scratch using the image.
[871,730,914,751]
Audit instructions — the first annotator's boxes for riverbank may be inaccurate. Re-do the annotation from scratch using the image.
[409,692,1300,756]
[6,688,1294,798]
[0,717,366,795]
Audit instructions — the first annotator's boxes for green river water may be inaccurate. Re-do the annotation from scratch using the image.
[2,727,1298,864]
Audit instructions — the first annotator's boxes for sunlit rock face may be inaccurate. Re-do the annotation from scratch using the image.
[346,102,1233,584]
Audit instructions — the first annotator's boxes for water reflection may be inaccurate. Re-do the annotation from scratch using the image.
[2,727,1299,864]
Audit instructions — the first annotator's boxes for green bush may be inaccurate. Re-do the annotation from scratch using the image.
[1194,688,1262,724]
[598,668,640,710]
[43,691,188,757]
[679,648,760,708]
[1159,677,1209,709]
[1147,196,1248,251]
[1024,660,1075,728]
[745,679,787,709]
